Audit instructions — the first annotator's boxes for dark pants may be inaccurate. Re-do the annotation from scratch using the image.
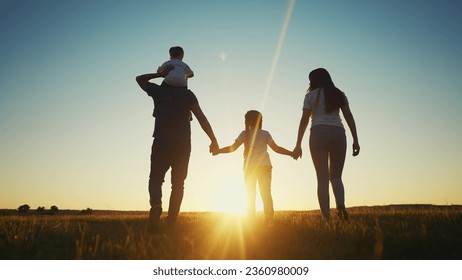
[309,125,347,219]
[148,138,191,221]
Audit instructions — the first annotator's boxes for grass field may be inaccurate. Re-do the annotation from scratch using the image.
[1,205,461,260]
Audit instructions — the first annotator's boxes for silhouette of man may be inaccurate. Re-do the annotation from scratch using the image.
[136,67,218,230]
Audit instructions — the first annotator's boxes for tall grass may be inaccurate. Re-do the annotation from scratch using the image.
[0,207,461,259]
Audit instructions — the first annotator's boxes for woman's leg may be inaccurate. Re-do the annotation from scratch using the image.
[310,127,331,219]
[329,128,347,210]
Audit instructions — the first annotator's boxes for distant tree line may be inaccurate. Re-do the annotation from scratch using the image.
[17,204,93,215]
[17,204,59,214]
[18,204,30,212]
[79,208,93,215]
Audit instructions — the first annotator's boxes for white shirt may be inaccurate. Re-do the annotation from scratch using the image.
[158,59,194,87]
[303,87,348,128]
[236,129,273,168]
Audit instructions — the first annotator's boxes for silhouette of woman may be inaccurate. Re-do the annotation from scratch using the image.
[214,110,294,222]
[293,68,360,221]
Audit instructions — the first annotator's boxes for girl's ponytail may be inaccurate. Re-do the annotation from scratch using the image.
[244,110,263,157]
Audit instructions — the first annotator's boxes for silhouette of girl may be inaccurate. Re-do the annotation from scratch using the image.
[214,110,294,222]
[293,68,360,221]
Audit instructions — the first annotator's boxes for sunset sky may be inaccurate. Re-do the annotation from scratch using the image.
[1,0,461,212]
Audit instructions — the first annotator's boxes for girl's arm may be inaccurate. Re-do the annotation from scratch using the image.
[215,141,242,155]
[268,141,294,157]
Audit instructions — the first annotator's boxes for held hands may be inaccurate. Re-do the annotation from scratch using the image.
[209,142,219,156]
[292,146,302,160]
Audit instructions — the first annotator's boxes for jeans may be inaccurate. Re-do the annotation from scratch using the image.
[244,166,274,219]
[309,125,347,219]
[148,138,191,221]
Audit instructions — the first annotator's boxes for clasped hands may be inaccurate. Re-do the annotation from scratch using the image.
[209,142,303,160]
[292,146,302,160]
[209,142,219,156]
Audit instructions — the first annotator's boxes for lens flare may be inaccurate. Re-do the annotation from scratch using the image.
[260,0,296,110]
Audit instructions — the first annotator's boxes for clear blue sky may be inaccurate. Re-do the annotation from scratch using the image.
[1,0,461,212]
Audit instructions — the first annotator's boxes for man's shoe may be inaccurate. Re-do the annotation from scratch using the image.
[166,215,177,230]
[337,208,349,222]
[148,205,162,232]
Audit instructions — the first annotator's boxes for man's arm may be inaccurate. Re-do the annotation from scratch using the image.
[135,65,174,91]
[190,103,219,153]
[135,73,163,92]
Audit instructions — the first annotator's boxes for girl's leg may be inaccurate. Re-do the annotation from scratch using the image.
[258,166,274,220]
[310,127,330,219]
[244,169,258,219]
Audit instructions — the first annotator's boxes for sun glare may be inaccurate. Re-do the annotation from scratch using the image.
[211,175,247,214]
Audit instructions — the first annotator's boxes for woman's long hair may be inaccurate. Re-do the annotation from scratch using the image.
[244,110,262,157]
[308,68,346,113]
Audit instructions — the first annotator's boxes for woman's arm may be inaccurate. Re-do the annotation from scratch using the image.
[293,109,311,159]
[341,103,360,156]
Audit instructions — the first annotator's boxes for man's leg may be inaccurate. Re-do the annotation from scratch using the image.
[168,140,191,226]
[148,139,170,227]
